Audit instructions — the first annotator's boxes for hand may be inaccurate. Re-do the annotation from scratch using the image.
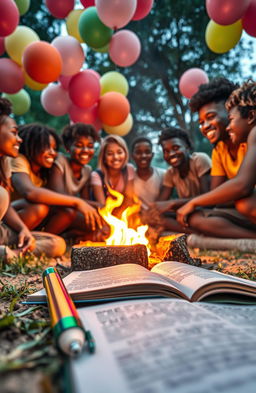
[149,201,176,215]
[176,202,195,227]
[18,227,36,253]
[77,200,102,231]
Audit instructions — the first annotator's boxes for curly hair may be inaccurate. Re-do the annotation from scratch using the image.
[131,136,153,152]
[189,77,239,113]
[61,122,100,150]
[225,80,256,119]
[18,123,61,161]
[158,126,193,150]
[0,98,12,124]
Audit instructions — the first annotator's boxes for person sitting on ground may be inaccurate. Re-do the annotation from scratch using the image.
[10,123,101,235]
[0,99,65,261]
[47,122,102,239]
[131,136,166,205]
[149,126,212,233]
[90,134,135,215]
[177,80,256,238]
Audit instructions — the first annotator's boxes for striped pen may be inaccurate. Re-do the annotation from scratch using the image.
[43,267,95,356]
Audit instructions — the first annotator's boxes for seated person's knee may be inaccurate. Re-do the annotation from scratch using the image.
[0,186,9,220]
[34,203,50,220]
[235,199,251,217]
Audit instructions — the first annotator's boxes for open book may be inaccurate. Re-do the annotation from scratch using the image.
[27,261,256,304]
[71,298,256,393]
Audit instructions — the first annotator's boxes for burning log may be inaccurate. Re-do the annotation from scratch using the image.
[161,234,202,266]
[71,244,149,271]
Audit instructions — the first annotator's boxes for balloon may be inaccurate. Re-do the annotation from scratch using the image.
[59,74,73,90]
[52,36,84,76]
[0,58,24,94]
[132,0,154,21]
[14,0,30,15]
[205,19,242,54]
[5,25,39,65]
[24,71,48,91]
[80,0,95,7]
[98,92,130,126]
[69,70,100,108]
[91,43,109,53]
[0,37,5,56]
[242,0,256,37]
[69,103,98,124]
[86,69,101,80]
[206,0,250,26]
[66,9,83,43]
[23,41,63,83]
[3,89,31,115]
[0,0,19,37]
[103,113,133,136]
[45,0,75,19]
[78,7,113,49]
[179,68,209,99]
[41,84,71,116]
[92,116,102,132]
[109,30,141,67]
[100,71,129,96]
[95,0,136,29]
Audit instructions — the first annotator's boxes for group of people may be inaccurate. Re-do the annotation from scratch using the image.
[1,77,256,262]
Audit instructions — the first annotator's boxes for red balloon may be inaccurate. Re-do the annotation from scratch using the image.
[23,41,63,84]
[59,74,73,90]
[179,68,209,99]
[69,70,100,108]
[0,37,5,56]
[69,103,98,124]
[45,0,75,19]
[242,0,256,37]
[132,0,154,21]
[0,58,24,93]
[207,0,250,26]
[80,0,95,7]
[98,92,130,126]
[86,69,101,80]
[0,0,19,37]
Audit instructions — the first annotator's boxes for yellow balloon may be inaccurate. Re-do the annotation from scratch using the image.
[66,9,83,43]
[103,113,133,136]
[100,71,129,96]
[5,25,39,65]
[205,19,242,54]
[24,71,48,91]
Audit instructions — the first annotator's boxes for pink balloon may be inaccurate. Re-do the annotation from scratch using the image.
[132,0,154,21]
[86,69,101,80]
[59,74,73,90]
[0,58,24,93]
[0,0,19,37]
[41,83,71,116]
[206,0,250,25]
[0,37,5,56]
[95,0,137,29]
[69,70,100,108]
[69,103,98,124]
[80,0,95,7]
[92,116,102,132]
[242,0,256,37]
[179,68,209,99]
[45,0,75,19]
[109,30,141,67]
[52,36,85,76]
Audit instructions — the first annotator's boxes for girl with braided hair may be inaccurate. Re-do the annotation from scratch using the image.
[177,80,256,237]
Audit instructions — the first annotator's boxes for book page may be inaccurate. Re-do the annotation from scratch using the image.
[72,298,256,393]
[151,261,256,300]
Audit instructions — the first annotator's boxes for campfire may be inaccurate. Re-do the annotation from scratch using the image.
[72,188,201,270]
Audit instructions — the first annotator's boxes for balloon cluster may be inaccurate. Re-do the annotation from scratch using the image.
[0,0,154,136]
[205,0,255,54]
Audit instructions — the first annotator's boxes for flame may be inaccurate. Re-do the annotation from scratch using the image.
[98,188,150,253]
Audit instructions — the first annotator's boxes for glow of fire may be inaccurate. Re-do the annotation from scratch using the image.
[98,188,150,252]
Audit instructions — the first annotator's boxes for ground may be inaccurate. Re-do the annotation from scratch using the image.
[0,248,255,393]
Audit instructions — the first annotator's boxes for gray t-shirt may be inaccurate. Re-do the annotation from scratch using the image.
[133,167,166,204]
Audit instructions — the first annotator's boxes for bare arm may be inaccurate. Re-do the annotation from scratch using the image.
[157,185,173,201]
[47,165,66,194]
[211,175,227,190]
[199,171,211,193]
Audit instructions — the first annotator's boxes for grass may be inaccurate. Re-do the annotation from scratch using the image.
[0,252,50,276]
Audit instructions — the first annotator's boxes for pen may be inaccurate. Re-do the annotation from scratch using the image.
[43,267,95,356]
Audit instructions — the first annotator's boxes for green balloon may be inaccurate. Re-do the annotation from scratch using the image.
[14,0,30,16]
[78,7,113,49]
[3,89,31,116]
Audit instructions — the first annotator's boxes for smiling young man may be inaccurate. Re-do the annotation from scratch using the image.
[177,81,256,238]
